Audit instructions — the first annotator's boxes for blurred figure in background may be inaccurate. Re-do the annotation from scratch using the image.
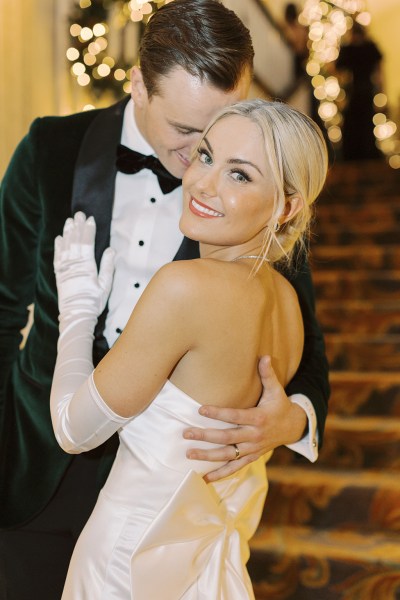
[284,2,309,81]
[335,22,383,161]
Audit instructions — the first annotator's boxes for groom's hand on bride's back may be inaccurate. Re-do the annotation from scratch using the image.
[183,356,307,482]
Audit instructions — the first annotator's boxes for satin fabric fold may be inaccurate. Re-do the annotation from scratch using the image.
[131,465,268,599]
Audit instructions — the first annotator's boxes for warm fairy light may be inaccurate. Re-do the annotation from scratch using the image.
[68,0,172,100]
[80,27,93,41]
[318,101,338,120]
[66,47,80,61]
[103,56,115,68]
[70,24,82,37]
[123,81,132,94]
[96,37,108,50]
[374,121,397,141]
[88,42,101,55]
[325,76,341,99]
[97,63,111,77]
[327,125,342,142]
[356,11,371,26]
[84,53,96,66]
[306,60,320,76]
[373,93,387,108]
[72,62,86,76]
[93,23,107,37]
[373,112,386,126]
[77,73,90,86]
[130,10,144,21]
[388,155,400,169]
[114,68,126,81]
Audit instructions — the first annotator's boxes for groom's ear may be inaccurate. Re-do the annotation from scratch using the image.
[280,195,304,225]
[130,66,148,108]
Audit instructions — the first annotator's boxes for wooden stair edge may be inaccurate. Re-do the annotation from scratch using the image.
[266,464,400,490]
[250,525,400,565]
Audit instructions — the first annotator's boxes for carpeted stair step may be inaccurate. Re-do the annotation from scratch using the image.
[313,270,400,301]
[325,333,400,372]
[311,245,400,270]
[262,465,400,535]
[316,300,400,335]
[249,525,400,600]
[319,191,400,205]
[316,203,400,224]
[328,371,400,417]
[320,414,400,471]
[271,415,400,471]
[313,221,399,245]
[323,158,400,187]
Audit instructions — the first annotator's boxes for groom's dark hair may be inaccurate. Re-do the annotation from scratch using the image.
[139,0,254,98]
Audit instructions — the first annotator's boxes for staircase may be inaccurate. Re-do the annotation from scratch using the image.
[248,160,400,600]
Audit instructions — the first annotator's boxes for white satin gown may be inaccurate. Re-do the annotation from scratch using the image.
[61,380,270,599]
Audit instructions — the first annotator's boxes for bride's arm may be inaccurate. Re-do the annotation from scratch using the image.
[50,213,194,453]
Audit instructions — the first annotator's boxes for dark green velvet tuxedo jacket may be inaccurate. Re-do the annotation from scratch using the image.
[0,99,329,528]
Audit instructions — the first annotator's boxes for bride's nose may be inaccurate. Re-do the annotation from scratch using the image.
[195,169,218,197]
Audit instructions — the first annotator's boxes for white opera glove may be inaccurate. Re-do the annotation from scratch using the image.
[54,211,115,325]
[50,212,123,454]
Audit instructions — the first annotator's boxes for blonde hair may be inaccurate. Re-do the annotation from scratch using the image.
[197,99,329,267]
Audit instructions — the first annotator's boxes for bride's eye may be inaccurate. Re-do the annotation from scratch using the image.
[231,169,251,183]
[197,148,212,165]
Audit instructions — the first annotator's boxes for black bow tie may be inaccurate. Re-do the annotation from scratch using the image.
[116,144,181,194]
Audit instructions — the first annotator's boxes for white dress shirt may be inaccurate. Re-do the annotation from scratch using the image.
[103,99,318,462]
[103,100,184,347]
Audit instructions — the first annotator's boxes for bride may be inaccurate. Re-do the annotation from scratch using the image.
[50,99,328,599]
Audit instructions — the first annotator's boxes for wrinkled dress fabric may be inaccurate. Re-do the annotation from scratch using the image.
[61,380,270,599]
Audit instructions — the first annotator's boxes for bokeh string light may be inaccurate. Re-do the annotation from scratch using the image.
[300,0,399,168]
[67,0,173,100]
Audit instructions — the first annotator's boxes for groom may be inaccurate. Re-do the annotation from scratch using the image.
[0,1,329,598]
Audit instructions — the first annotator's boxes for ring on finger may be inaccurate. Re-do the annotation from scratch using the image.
[232,443,240,460]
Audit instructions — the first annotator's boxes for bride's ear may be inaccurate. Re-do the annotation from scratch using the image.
[279,195,304,226]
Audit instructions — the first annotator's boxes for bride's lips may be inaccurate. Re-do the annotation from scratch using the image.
[189,197,224,218]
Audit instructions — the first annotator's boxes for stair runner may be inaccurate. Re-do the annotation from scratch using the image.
[248,160,400,600]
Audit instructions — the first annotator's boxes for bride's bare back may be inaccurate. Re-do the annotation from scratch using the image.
[169,258,303,409]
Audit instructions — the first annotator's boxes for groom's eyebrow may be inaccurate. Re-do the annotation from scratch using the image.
[168,119,204,133]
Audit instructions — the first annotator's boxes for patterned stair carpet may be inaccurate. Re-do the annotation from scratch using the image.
[248,160,400,600]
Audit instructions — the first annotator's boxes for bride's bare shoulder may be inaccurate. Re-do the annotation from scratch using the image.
[148,258,248,306]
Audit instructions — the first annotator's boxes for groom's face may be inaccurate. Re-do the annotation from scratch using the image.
[131,66,251,179]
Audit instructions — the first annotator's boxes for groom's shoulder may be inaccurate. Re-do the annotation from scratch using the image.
[31,97,128,143]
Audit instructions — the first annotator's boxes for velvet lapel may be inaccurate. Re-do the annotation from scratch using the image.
[71,97,129,269]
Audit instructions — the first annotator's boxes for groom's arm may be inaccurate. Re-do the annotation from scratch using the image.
[284,257,330,445]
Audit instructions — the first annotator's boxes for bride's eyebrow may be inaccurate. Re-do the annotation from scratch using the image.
[201,137,212,152]
[227,158,262,175]
[202,136,262,175]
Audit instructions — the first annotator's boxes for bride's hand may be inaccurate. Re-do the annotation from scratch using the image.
[54,212,115,319]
